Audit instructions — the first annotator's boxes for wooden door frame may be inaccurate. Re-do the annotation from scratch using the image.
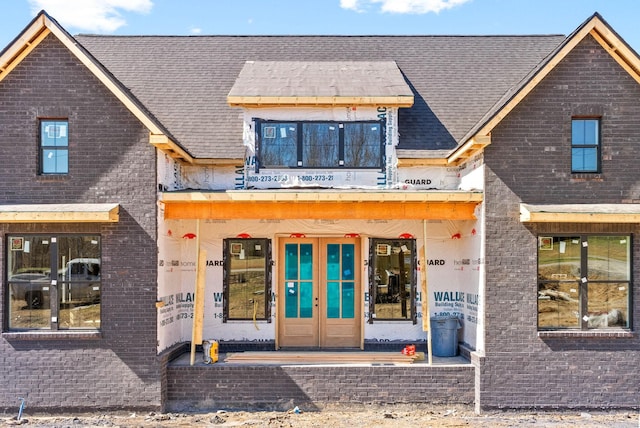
[276,236,363,349]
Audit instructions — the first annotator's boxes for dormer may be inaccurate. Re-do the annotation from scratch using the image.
[227,61,414,189]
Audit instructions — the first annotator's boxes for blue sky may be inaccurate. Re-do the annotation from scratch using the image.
[1,0,640,53]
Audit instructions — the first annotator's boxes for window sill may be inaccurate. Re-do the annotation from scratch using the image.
[538,329,634,339]
[3,330,102,341]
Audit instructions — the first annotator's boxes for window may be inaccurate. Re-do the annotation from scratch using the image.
[6,235,101,330]
[40,119,69,174]
[255,120,384,170]
[571,118,599,173]
[223,238,272,321]
[369,238,417,323]
[537,235,630,330]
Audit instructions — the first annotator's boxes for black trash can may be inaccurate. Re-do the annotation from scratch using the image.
[430,316,461,357]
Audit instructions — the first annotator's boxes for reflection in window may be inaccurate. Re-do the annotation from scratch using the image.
[259,123,298,168]
[571,118,599,173]
[344,122,381,168]
[40,119,69,174]
[255,119,384,170]
[302,123,339,167]
[223,238,271,321]
[537,235,630,330]
[369,238,416,322]
[6,235,101,330]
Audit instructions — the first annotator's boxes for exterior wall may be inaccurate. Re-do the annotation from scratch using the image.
[480,35,640,409]
[166,362,475,411]
[0,35,160,411]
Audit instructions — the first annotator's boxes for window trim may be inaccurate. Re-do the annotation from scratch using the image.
[368,238,417,324]
[39,118,69,175]
[571,117,600,173]
[254,119,386,172]
[222,238,272,322]
[537,234,632,331]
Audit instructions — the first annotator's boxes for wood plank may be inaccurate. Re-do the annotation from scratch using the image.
[163,201,478,220]
[227,95,414,107]
[223,351,418,364]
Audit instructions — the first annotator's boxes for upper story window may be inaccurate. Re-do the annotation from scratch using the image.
[537,235,630,330]
[40,119,69,174]
[6,235,101,331]
[571,118,600,173]
[369,238,417,323]
[255,120,385,171]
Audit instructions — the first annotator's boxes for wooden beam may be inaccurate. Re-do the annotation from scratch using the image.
[0,204,119,223]
[149,134,194,163]
[42,15,167,136]
[397,158,448,167]
[590,28,640,85]
[448,135,491,165]
[160,190,483,203]
[520,203,640,223]
[163,200,478,220]
[227,95,414,108]
[473,21,595,139]
[0,28,50,83]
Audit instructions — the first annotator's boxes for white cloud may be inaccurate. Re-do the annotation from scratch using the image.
[190,27,202,35]
[340,0,470,14]
[28,0,153,33]
[340,0,361,11]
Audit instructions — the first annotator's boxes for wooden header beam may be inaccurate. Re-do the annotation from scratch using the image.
[227,95,414,108]
[520,203,640,223]
[0,203,119,223]
[163,200,478,220]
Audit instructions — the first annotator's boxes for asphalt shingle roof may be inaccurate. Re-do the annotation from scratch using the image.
[75,34,565,159]
[228,61,413,99]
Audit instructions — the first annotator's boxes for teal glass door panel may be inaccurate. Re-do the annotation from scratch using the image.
[327,244,340,280]
[284,243,314,319]
[300,244,313,280]
[299,281,313,318]
[325,243,355,320]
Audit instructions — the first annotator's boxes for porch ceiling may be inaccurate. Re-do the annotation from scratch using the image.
[520,203,640,223]
[160,190,482,220]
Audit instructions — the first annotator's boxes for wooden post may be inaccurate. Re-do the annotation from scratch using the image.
[421,220,432,365]
[190,220,207,366]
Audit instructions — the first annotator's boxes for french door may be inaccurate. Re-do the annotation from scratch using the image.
[278,237,361,348]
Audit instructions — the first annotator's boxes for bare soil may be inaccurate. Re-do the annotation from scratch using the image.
[4,403,639,427]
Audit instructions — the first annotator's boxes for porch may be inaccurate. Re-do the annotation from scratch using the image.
[164,344,476,412]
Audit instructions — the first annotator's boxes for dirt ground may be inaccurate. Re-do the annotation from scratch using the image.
[4,403,639,427]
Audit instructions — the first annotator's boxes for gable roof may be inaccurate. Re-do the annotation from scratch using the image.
[0,11,193,162]
[449,12,640,164]
[3,12,638,166]
[74,33,563,161]
[228,60,414,107]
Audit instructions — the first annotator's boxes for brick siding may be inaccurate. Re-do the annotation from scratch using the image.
[481,35,640,410]
[0,35,160,412]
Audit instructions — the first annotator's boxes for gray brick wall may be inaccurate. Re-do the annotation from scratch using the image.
[481,35,640,410]
[166,363,475,411]
[0,35,160,412]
